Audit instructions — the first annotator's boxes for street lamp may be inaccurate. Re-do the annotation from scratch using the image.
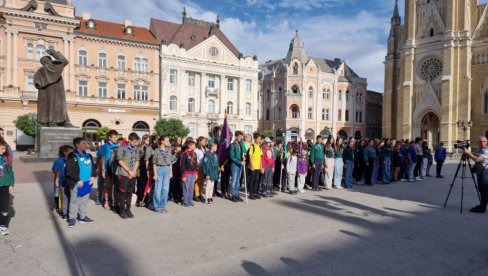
[456,120,473,140]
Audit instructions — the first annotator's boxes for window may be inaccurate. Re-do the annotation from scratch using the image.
[245,102,252,116]
[290,105,300,119]
[245,79,252,93]
[309,87,313,98]
[338,90,342,101]
[293,62,298,75]
[430,28,434,37]
[188,98,195,112]
[134,57,141,72]
[322,89,326,99]
[356,111,363,122]
[98,82,107,98]
[209,47,218,56]
[227,101,234,115]
[27,44,34,59]
[78,80,88,97]
[134,85,148,101]
[227,78,234,91]
[188,73,195,87]
[278,87,282,98]
[98,53,107,68]
[278,107,282,119]
[292,85,299,94]
[345,110,349,121]
[338,109,342,121]
[78,50,87,66]
[36,45,46,60]
[117,83,126,99]
[141,58,149,73]
[346,90,350,101]
[117,55,125,71]
[244,125,253,134]
[27,75,35,91]
[267,90,270,101]
[325,109,330,120]
[87,20,95,29]
[484,92,488,114]
[356,92,363,103]
[208,100,215,113]
[266,109,270,120]
[170,96,177,111]
[326,89,330,99]
[308,108,313,119]
[170,69,177,84]
[208,75,215,89]
[189,123,197,138]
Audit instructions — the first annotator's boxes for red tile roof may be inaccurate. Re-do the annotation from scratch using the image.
[76,17,158,45]
[149,17,241,58]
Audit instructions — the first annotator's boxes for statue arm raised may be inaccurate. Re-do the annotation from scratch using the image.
[48,49,68,65]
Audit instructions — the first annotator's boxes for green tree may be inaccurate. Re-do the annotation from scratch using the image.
[14,113,41,137]
[96,127,111,140]
[262,129,276,140]
[154,118,190,139]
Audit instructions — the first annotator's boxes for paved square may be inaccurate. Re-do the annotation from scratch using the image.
[1,160,487,276]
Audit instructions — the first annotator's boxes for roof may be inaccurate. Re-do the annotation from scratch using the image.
[76,17,158,45]
[40,0,70,5]
[149,17,241,58]
[285,31,308,64]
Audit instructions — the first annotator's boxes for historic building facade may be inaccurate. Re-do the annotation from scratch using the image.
[365,90,383,139]
[0,0,160,147]
[383,0,488,148]
[259,32,367,142]
[149,11,259,138]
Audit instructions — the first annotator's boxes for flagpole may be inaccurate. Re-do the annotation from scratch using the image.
[242,165,248,203]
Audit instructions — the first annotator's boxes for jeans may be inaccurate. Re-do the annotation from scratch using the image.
[344,160,354,188]
[287,172,296,192]
[477,170,488,210]
[69,185,89,220]
[421,158,428,177]
[261,167,274,194]
[382,157,391,184]
[333,158,343,187]
[154,166,170,211]
[230,163,242,197]
[312,159,324,189]
[408,162,416,182]
[183,173,197,206]
[371,157,379,184]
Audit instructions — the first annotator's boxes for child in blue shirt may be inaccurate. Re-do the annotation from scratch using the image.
[52,145,73,219]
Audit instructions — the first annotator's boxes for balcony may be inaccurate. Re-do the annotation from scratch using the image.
[205,87,219,97]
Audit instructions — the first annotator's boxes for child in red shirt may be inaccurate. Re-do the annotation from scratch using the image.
[261,137,275,197]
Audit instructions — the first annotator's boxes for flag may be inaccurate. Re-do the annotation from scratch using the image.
[218,113,231,166]
[282,137,287,160]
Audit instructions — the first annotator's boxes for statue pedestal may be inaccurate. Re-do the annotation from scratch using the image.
[20,127,82,163]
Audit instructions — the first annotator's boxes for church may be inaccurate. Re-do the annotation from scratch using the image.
[383,0,488,149]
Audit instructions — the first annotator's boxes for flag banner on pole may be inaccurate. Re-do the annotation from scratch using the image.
[218,114,231,166]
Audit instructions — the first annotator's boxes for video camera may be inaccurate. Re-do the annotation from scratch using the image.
[453,140,470,149]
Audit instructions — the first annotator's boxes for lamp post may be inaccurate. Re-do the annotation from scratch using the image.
[456,120,473,141]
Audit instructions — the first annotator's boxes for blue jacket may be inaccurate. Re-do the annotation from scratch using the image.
[97,141,119,171]
[434,147,446,161]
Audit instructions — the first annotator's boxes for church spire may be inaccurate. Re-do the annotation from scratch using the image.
[391,0,401,27]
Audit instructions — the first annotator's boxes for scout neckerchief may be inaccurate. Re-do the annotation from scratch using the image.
[158,146,170,164]
[185,149,197,167]
[124,144,138,169]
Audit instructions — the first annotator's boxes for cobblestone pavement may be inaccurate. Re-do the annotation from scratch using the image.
[1,160,488,276]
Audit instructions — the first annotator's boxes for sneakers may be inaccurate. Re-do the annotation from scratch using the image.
[334,186,344,190]
[68,219,76,228]
[0,226,9,236]
[416,177,423,181]
[78,217,94,223]
[126,210,135,219]
[236,196,244,202]
[470,206,486,213]
[119,210,128,219]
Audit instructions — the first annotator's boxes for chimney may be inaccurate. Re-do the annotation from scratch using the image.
[124,20,132,28]
[82,12,91,20]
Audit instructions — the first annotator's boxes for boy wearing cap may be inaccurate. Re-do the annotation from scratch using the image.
[261,137,275,197]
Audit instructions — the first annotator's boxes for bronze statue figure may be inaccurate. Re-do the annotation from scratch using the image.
[34,48,75,127]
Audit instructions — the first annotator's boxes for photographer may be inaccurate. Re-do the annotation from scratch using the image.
[463,136,488,213]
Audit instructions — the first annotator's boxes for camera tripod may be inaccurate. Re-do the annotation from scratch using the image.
[443,153,480,213]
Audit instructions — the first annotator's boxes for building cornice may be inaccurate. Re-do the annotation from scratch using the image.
[0,8,79,26]
[161,55,258,74]
[75,33,159,49]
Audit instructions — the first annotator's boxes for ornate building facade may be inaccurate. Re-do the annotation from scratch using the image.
[0,0,160,148]
[383,0,488,148]
[149,11,259,138]
[259,32,367,142]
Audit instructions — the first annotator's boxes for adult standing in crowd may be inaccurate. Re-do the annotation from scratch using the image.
[310,135,324,191]
[464,136,488,213]
[434,142,446,178]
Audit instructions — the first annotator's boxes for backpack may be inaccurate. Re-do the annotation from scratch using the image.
[245,144,256,165]
[107,147,127,177]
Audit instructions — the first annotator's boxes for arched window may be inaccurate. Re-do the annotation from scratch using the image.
[98,53,107,68]
[188,98,195,112]
[290,105,300,119]
[356,91,363,103]
[227,101,234,115]
[338,90,342,101]
[346,90,350,101]
[27,44,34,59]
[170,95,177,111]
[291,85,299,94]
[78,50,87,66]
[429,28,434,37]
[82,119,101,128]
[308,86,314,98]
[326,89,330,99]
[245,102,252,116]
[293,63,298,75]
[132,121,150,131]
[484,91,488,115]
[117,55,125,70]
[36,45,46,60]
[208,99,215,113]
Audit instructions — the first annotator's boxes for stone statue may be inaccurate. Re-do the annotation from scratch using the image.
[34,49,74,127]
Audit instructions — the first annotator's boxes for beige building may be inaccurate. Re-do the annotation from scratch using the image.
[0,0,160,148]
[149,10,259,138]
[383,0,488,149]
[259,32,367,142]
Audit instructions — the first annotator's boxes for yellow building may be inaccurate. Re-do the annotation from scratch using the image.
[259,31,367,142]
[383,0,488,149]
[0,0,160,148]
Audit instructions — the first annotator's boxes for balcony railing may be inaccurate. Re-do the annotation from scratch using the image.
[205,87,219,97]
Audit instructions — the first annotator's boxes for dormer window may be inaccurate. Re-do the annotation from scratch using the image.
[125,26,133,35]
[87,20,95,29]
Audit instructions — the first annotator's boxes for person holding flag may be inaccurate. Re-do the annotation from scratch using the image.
[217,114,231,199]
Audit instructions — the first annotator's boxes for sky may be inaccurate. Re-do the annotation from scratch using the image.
[72,0,488,92]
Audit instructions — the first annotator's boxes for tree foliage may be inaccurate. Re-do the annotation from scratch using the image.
[14,113,41,137]
[262,129,275,139]
[96,127,111,140]
[154,118,190,139]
